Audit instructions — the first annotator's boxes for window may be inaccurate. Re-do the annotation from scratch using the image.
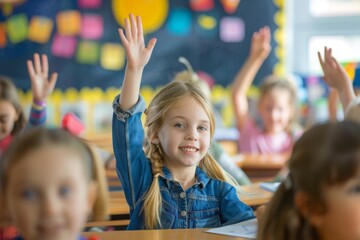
[287,0,360,75]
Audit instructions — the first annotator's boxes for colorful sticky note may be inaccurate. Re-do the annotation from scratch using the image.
[220,0,241,14]
[81,14,103,40]
[76,40,99,64]
[219,17,244,43]
[51,34,77,58]
[0,23,6,48]
[78,0,102,9]
[6,14,28,44]
[100,43,125,70]
[195,14,218,38]
[28,16,53,44]
[166,9,192,36]
[190,0,214,11]
[56,10,81,36]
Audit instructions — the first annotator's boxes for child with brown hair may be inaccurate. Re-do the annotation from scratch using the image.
[257,120,360,240]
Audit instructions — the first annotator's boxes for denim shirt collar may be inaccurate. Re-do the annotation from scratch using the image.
[159,165,210,189]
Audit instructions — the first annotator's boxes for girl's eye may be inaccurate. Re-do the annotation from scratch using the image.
[22,189,37,200]
[175,123,185,128]
[198,126,208,131]
[59,186,71,197]
[349,185,360,194]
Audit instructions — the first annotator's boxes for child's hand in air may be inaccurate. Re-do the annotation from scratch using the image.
[249,26,272,62]
[118,14,157,70]
[27,53,58,103]
[318,47,351,92]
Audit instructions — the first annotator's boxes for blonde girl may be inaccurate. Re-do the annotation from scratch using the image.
[0,127,108,240]
[232,27,300,154]
[112,14,255,230]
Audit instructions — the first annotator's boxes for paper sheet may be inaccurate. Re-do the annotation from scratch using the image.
[206,218,257,239]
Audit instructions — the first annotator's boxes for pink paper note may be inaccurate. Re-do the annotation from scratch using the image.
[78,0,102,9]
[81,14,103,39]
[220,17,244,42]
[51,34,77,58]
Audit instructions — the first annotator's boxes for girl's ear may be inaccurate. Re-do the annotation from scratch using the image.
[150,133,160,145]
[151,138,159,145]
[86,181,98,215]
[295,191,324,228]
[295,191,310,217]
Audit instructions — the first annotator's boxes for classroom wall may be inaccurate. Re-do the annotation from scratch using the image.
[0,0,286,133]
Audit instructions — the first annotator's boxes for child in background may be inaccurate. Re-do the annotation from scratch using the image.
[317,46,359,122]
[173,57,251,185]
[231,26,300,154]
[113,14,254,230]
[0,53,58,156]
[0,53,58,239]
[0,127,108,240]
[257,120,360,240]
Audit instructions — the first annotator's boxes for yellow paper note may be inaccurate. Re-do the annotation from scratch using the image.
[100,43,124,70]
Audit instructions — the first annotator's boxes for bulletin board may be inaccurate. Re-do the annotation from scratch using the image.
[0,0,286,133]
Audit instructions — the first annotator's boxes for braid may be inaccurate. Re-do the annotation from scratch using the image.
[143,142,164,229]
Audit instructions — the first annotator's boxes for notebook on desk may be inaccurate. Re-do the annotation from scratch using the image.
[259,182,281,192]
[206,218,257,239]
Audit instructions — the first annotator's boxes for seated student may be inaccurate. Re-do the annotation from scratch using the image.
[112,14,255,230]
[0,127,108,240]
[0,53,58,157]
[257,120,360,240]
[318,46,359,121]
[0,53,58,239]
[231,26,301,154]
[173,57,251,185]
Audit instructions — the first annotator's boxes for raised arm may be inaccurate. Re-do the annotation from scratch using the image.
[26,53,58,126]
[118,14,156,110]
[27,53,58,103]
[231,26,271,131]
[318,47,356,113]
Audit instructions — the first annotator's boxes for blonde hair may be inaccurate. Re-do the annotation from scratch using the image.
[259,74,299,133]
[142,80,237,229]
[0,127,108,222]
[345,97,360,123]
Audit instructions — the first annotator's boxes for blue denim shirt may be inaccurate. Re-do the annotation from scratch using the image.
[112,95,255,230]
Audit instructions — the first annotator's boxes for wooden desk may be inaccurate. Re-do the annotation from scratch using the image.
[83,228,248,240]
[233,154,288,182]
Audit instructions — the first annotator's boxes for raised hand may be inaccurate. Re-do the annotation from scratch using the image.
[118,14,157,70]
[317,46,351,92]
[318,46,355,113]
[117,14,157,110]
[249,26,271,62]
[27,53,58,103]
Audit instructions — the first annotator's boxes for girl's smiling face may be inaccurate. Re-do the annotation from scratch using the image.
[156,96,211,171]
[5,145,96,240]
[0,100,18,140]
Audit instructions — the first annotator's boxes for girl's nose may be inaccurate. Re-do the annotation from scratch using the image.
[41,195,61,217]
[185,128,198,141]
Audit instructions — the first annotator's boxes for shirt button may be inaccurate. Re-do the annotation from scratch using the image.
[180,192,186,198]
[180,211,187,217]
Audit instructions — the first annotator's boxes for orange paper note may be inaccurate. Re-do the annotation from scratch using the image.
[56,10,81,36]
[28,16,54,44]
